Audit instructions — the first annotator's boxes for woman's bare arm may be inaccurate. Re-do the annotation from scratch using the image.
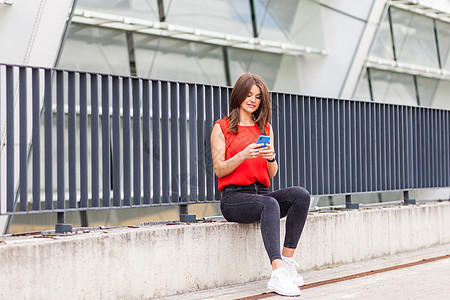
[210,123,260,178]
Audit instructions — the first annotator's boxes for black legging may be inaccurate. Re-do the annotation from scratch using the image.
[220,183,311,262]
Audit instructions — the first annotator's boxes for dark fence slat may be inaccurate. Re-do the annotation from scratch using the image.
[179,83,188,203]
[292,95,299,188]
[317,98,324,194]
[197,85,205,202]
[68,71,76,209]
[161,81,169,203]
[279,93,287,189]
[152,80,161,204]
[189,84,197,202]
[271,92,279,191]
[304,96,312,193]
[91,74,100,208]
[213,87,221,200]
[205,86,213,201]
[102,75,111,207]
[6,66,14,212]
[19,67,27,211]
[44,69,53,210]
[112,76,121,207]
[123,77,131,206]
[298,96,307,188]
[32,68,40,211]
[285,95,293,187]
[133,78,141,205]
[171,82,180,203]
[142,80,151,205]
[322,98,329,194]
[79,72,88,208]
[56,70,65,210]
[311,97,318,195]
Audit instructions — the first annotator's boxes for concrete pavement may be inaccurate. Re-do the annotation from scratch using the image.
[163,243,450,300]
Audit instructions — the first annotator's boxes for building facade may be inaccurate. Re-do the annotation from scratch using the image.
[1,0,449,232]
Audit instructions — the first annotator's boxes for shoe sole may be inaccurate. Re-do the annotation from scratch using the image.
[267,282,301,296]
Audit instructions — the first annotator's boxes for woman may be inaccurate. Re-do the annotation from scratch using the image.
[210,73,311,296]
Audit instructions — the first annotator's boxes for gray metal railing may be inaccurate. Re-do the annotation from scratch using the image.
[1,63,449,231]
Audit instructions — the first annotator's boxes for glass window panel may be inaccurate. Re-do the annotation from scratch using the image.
[429,80,450,109]
[370,13,394,60]
[436,20,450,70]
[58,25,130,75]
[353,69,372,101]
[391,8,439,68]
[133,34,226,85]
[272,56,302,94]
[255,0,325,49]
[319,0,373,21]
[164,0,253,36]
[370,69,417,105]
[416,76,439,107]
[227,48,282,89]
[77,0,159,21]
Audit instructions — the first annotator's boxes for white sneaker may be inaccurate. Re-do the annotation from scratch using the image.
[283,259,305,286]
[267,268,301,296]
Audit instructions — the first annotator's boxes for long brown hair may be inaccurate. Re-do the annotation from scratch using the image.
[227,73,271,134]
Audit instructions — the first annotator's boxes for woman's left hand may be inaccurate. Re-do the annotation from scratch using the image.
[257,146,274,160]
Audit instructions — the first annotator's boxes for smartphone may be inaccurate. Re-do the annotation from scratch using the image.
[256,135,270,148]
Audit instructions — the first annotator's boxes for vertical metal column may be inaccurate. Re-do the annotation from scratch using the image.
[403,191,415,205]
[346,194,359,209]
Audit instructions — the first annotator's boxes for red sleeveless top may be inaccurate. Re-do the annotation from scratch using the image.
[215,118,271,192]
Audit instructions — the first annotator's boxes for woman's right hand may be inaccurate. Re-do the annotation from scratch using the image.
[239,143,262,160]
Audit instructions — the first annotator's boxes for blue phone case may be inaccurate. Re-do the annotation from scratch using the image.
[256,135,270,148]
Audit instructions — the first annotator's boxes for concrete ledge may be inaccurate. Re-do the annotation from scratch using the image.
[1,202,449,299]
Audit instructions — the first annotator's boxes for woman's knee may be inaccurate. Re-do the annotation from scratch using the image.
[260,196,281,215]
[289,186,311,206]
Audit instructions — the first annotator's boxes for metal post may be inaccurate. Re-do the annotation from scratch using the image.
[179,204,196,223]
[55,212,72,233]
[345,194,359,209]
[403,191,416,205]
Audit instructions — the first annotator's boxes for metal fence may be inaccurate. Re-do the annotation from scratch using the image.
[0,64,449,229]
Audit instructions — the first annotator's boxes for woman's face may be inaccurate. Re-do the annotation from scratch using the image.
[240,84,261,115]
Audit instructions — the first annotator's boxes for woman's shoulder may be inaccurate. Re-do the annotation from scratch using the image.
[215,118,229,128]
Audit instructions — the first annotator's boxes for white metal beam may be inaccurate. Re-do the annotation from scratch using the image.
[365,57,450,80]
[72,9,327,57]
[390,0,450,23]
